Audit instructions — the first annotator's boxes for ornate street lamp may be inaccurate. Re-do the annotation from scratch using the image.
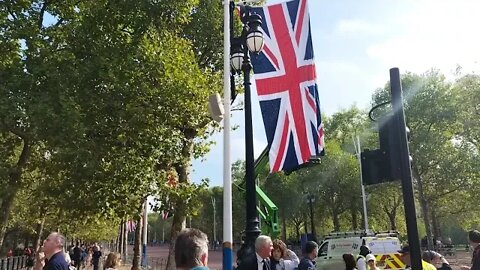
[229,3,265,258]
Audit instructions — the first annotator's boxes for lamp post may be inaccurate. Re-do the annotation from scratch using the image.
[212,196,217,250]
[306,194,316,241]
[229,3,265,254]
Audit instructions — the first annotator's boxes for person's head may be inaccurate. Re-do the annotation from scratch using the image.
[43,233,65,258]
[399,246,411,266]
[422,250,442,265]
[175,228,209,269]
[422,250,435,263]
[365,254,376,269]
[342,253,357,270]
[469,230,480,247]
[359,245,371,257]
[104,252,121,270]
[305,241,318,259]
[255,235,273,259]
[272,239,287,261]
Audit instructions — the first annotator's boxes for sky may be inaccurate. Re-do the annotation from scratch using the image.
[191,0,480,187]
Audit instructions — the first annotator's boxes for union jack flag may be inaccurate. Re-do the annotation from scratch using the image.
[251,0,324,173]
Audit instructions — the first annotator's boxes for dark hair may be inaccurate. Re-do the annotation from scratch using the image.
[174,228,209,268]
[422,250,437,263]
[359,245,371,257]
[272,239,287,258]
[469,230,480,243]
[343,253,357,270]
[305,241,318,254]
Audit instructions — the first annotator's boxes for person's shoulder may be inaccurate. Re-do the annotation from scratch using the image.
[299,257,312,264]
[47,260,69,270]
[422,260,436,270]
[190,267,210,270]
[298,258,315,270]
[236,254,257,269]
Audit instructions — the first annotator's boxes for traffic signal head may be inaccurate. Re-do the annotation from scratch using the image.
[361,149,391,185]
[378,114,401,180]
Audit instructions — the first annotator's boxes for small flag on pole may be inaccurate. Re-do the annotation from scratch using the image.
[126,220,137,232]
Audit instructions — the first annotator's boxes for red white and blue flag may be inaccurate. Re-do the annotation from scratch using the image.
[251,0,324,173]
[126,220,136,233]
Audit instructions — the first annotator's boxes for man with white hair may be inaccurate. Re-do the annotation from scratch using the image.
[174,228,210,270]
[237,235,273,270]
[36,233,69,270]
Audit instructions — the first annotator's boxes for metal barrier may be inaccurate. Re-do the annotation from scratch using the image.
[0,256,29,270]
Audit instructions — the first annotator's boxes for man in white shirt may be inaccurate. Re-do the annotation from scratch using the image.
[237,235,273,270]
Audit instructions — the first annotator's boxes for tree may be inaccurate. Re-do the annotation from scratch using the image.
[1,1,223,262]
[263,171,303,241]
[372,70,480,248]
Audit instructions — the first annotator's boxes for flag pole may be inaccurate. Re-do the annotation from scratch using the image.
[354,135,369,230]
[223,1,233,270]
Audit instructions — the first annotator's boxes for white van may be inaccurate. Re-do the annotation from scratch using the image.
[315,231,406,270]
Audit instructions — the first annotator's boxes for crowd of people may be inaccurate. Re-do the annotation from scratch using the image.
[27,233,120,270]
[67,242,104,270]
[172,228,480,270]
[7,228,480,270]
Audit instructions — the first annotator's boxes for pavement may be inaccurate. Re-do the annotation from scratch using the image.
[123,245,224,270]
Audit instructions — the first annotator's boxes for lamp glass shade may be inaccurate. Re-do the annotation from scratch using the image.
[246,30,264,53]
[230,52,244,72]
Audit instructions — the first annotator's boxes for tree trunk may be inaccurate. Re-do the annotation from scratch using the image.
[351,206,358,230]
[303,212,308,234]
[34,218,45,253]
[0,137,30,247]
[332,207,340,232]
[166,138,193,270]
[291,218,301,243]
[387,212,397,231]
[118,221,124,254]
[281,215,287,242]
[131,216,143,270]
[414,167,434,249]
[124,220,129,262]
[295,224,300,244]
[431,208,441,241]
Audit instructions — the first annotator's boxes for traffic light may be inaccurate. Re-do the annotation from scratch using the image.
[361,113,412,186]
[378,114,401,180]
[361,149,390,185]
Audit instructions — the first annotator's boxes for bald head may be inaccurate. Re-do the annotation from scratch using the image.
[255,235,273,259]
[43,233,65,258]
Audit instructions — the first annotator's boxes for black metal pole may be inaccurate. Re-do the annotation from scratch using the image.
[309,196,316,241]
[390,68,422,270]
[243,42,261,247]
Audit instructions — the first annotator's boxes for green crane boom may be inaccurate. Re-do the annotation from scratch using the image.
[252,147,280,238]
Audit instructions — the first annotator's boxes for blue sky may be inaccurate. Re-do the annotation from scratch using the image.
[192,0,480,187]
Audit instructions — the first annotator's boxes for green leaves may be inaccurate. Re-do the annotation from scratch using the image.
[0,0,222,243]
